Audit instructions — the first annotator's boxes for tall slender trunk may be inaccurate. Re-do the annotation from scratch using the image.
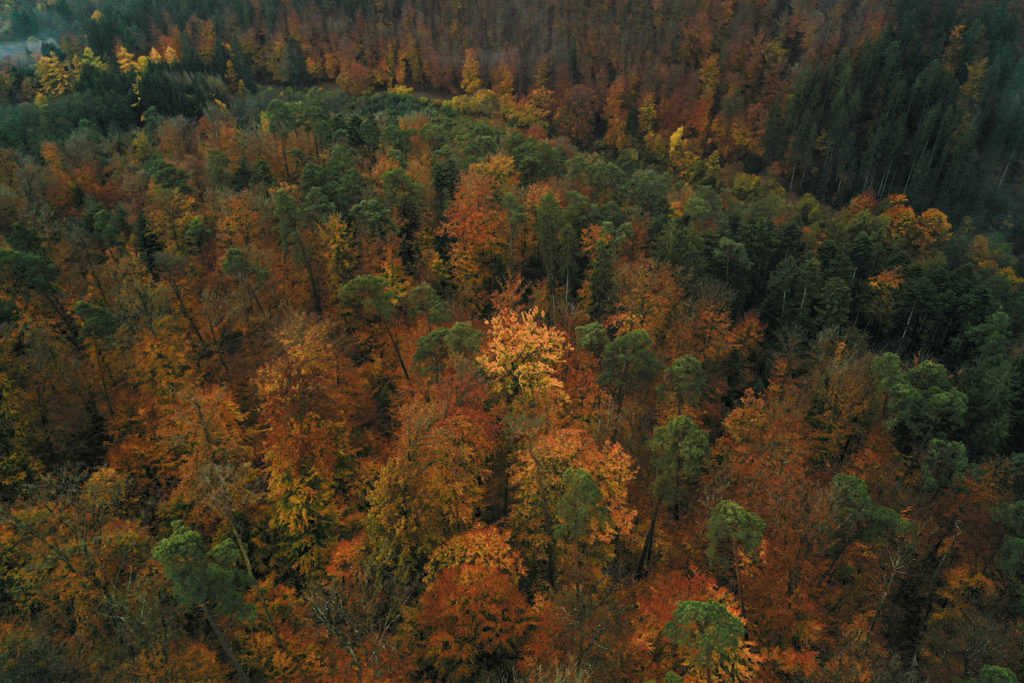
[200,305,234,383]
[382,320,411,381]
[879,157,894,197]
[245,280,268,319]
[898,306,915,352]
[43,290,82,352]
[170,283,209,349]
[90,347,115,418]
[279,136,291,181]
[190,396,285,654]
[201,603,251,683]
[290,231,323,314]
[869,546,905,634]
[527,447,559,590]
[225,514,286,653]
[635,501,660,579]
[998,131,1021,188]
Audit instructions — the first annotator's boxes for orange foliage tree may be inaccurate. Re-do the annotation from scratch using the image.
[255,315,354,578]
[441,153,521,302]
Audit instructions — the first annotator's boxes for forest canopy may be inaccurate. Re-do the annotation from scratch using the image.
[1,0,1023,681]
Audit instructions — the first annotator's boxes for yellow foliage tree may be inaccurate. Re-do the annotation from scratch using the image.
[255,316,353,578]
[34,54,72,101]
[477,306,570,406]
[365,396,497,583]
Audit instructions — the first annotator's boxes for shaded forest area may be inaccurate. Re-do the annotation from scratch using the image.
[2,0,1024,226]
[0,0,1024,681]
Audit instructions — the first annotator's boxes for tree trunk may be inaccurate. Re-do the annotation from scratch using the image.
[382,320,412,381]
[226,514,286,653]
[201,602,251,683]
[290,231,323,314]
[635,501,660,579]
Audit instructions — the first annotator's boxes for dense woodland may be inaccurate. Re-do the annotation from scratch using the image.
[1,0,1024,681]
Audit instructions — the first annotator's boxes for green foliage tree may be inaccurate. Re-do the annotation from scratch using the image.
[152,519,253,681]
[996,536,1024,613]
[265,99,300,177]
[815,276,852,330]
[445,321,483,356]
[222,247,269,318]
[707,501,765,610]
[414,328,451,374]
[414,322,483,375]
[74,300,119,339]
[762,254,819,331]
[961,665,1020,683]
[872,352,968,452]
[830,473,910,543]
[828,474,911,574]
[338,274,422,380]
[707,501,765,569]
[598,329,663,411]
[637,415,711,577]
[960,312,1018,460]
[152,519,252,619]
[534,191,571,294]
[73,299,120,416]
[273,189,324,313]
[712,236,751,288]
[283,38,311,86]
[580,221,623,320]
[922,438,968,492]
[554,468,611,542]
[663,355,707,409]
[575,321,610,356]
[662,600,751,683]
[0,248,80,347]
